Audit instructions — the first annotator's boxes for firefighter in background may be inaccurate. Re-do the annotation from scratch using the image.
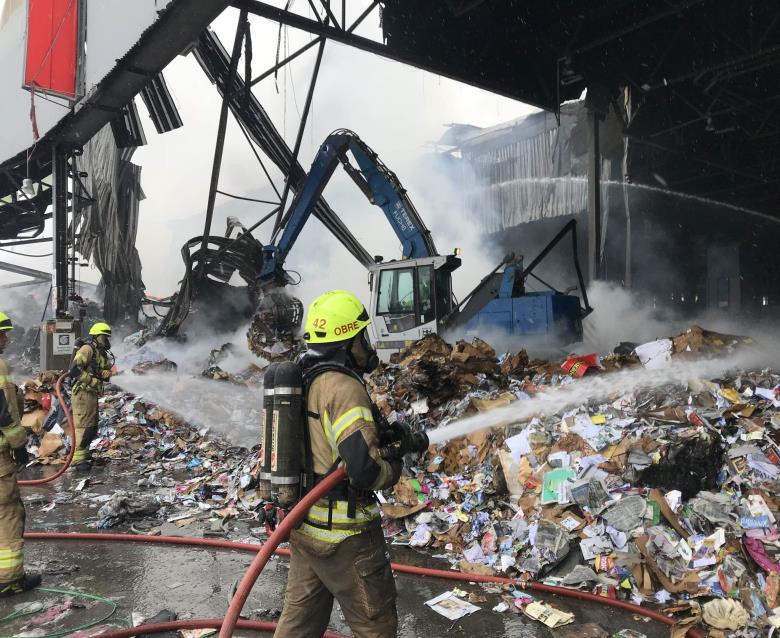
[274,291,402,638]
[69,322,114,470]
[0,312,41,596]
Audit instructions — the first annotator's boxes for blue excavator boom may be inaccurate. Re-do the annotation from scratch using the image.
[259,129,437,289]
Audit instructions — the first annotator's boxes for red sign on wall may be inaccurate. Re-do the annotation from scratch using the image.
[24,0,80,99]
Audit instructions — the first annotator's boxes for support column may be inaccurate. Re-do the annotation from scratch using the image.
[587,110,602,283]
[622,136,632,288]
[51,144,69,318]
[70,156,78,296]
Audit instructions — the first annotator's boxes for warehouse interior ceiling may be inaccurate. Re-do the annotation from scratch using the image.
[2,0,778,231]
[379,0,780,221]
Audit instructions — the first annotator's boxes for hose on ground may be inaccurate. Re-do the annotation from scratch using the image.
[83,618,347,637]
[15,378,707,637]
[25,526,706,638]
[18,373,75,486]
[219,468,347,638]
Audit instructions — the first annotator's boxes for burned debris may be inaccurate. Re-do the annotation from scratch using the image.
[9,322,780,635]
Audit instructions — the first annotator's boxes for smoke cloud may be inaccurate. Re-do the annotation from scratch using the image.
[112,320,267,447]
[581,281,780,356]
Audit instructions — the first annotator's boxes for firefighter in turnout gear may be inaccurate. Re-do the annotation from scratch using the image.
[274,291,402,638]
[69,322,114,470]
[0,312,42,597]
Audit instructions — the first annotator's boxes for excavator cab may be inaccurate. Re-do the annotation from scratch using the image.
[368,254,461,356]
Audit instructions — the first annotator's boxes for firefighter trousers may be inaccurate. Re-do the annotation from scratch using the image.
[72,390,98,464]
[0,464,24,584]
[274,525,398,638]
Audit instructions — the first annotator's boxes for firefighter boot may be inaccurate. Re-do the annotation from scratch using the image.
[0,572,42,597]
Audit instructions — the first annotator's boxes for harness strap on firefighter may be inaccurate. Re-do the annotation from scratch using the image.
[326,457,339,530]
[301,362,371,526]
[305,458,343,531]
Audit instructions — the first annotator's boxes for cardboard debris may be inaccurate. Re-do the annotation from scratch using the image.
[381,502,427,519]
[366,327,776,634]
[9,324,777,636]
[522,600,575,627]
[37,432,63,458]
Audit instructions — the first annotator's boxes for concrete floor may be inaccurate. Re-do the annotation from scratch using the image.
[7,463,667,637]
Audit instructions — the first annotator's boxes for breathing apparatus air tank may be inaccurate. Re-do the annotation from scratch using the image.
[258,363,278,501]
[271,361,304,507]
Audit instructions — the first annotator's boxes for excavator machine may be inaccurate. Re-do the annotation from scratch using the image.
[254,129,592,356]
[156,25,591,353]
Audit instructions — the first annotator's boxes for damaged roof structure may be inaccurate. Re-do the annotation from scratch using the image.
[2,0,779,327]
[0,3,779,634]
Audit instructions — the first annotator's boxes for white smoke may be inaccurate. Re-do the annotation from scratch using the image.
[428,343,777,445]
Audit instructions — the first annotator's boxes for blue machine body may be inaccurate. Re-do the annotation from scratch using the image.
[462,291,584,342]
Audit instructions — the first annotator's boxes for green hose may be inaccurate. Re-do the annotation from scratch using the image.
[0,586,118,638]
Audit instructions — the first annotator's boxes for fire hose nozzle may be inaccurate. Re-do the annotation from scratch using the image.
[410,430,429,455]
[379,427,429,460]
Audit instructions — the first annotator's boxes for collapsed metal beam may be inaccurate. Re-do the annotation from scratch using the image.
[0,260,50,281]
[272,39,326,238]
[0,237,54,247]
[200,10,249,275]
[250,37,321,87]
[0,279,50,290]
[231,0,546,109]
[193,28,374,267]
[233,0,380,54]
[248,1,377,87]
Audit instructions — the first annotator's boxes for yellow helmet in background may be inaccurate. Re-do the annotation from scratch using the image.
[0,312,12,331]
[304,290,371,344]
[89,322,112,336]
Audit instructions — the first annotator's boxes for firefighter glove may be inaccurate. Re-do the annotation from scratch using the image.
[12,445,29,468]
[378,421,404,448]
[379,422,415,460]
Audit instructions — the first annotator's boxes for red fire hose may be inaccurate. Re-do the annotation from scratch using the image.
[25,528,706,638]
[85,618,347,637]
[20,382,705,638]
[219,468,348,638]
[18,372,75,486]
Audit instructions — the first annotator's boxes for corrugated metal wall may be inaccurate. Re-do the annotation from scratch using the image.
[75,125,145,324]
[459,121,587,233]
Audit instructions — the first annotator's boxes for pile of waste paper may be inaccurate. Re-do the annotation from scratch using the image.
[369,326,779,634]
[16,323,780,634]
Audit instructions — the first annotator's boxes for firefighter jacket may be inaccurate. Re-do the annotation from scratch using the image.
[0,358,25,477]
[70,342,112,395]
[298,370,398,545]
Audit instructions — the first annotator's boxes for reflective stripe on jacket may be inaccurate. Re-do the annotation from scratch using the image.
[299,370,396,544]
[71,343,110,394]
[0,358,24,451]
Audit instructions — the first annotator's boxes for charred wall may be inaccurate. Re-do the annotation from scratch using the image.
[445,103,780,322]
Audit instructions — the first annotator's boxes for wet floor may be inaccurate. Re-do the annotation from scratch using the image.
[8,463,667,637]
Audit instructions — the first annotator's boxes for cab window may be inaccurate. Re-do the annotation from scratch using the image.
[376,267,415,315]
